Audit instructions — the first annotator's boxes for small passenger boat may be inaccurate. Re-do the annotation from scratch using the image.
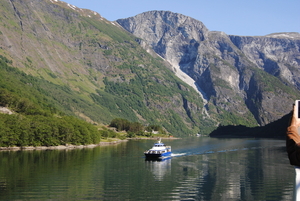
[144,139,171,159]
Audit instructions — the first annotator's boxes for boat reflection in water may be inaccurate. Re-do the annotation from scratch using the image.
[145,157,172,181]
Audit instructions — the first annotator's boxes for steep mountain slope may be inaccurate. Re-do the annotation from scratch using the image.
[117,11,300,126]
[0,0,216,136]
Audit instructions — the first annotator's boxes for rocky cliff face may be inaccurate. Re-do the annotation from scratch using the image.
[229,34,300,88]
[117,11,300,125]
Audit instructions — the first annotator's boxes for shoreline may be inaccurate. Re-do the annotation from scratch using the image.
[131,137,180,140]
[0,139,128,151]
[0,137,180,151]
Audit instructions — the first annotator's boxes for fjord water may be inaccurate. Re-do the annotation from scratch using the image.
[0,137,295,200]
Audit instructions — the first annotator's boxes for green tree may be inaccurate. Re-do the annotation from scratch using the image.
[128,122,144,133]
[109,118,130,131]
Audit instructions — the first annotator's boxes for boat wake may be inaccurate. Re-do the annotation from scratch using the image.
[171,153,186,157]
[170,145,267,158]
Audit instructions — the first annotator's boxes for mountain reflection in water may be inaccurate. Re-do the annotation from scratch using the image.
[0,137,295,200]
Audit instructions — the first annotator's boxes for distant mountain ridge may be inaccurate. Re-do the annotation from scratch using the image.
[117,11,300,126]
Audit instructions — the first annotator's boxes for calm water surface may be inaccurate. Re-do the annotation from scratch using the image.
[0,137,296,200]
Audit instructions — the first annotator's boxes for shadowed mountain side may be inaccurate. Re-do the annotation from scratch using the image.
[209,112,292,138]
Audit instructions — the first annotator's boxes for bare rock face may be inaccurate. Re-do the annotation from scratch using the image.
[229,35,300,88]
[117,11,300,125]
[117,11,208,68]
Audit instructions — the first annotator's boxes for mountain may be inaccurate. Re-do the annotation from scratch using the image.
[117,11,300,126]
[0,0,216,136]
[0,1,299,138]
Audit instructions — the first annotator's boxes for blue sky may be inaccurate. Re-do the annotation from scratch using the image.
[63,0,299,36]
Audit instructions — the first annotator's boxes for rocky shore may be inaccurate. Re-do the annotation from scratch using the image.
[0,136,179,151]
[0,140,128,151]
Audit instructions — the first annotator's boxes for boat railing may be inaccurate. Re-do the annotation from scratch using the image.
[145,150,170,154]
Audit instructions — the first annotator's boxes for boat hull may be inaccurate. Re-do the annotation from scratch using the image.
[144,151,171,159]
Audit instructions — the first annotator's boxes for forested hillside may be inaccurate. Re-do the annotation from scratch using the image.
[0,0,217,139]
[0,55,101,147]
